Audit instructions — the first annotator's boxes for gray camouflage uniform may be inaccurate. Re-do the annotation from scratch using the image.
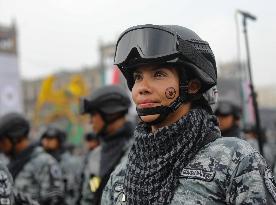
[60,151,82,205]
[273,163,276,180]
[0,162,13,205]
[77,146,100,205]
[102,137,276,204]
[13,146,64,204]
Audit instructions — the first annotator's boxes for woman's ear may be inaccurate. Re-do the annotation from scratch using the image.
[188,79,201,94]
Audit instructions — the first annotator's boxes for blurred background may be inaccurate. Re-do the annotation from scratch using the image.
[0,0,276,147]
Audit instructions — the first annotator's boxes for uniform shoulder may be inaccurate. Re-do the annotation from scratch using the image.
[31,146,58,166]
[0,162,13,194]
[186,137,261,173]
[108,154,128,185]
[204,137,258,159]
[83,146,101,176]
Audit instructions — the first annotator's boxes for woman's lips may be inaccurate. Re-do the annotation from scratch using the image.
[138,101,159,108]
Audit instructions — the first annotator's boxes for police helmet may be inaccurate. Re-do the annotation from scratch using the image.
[0,112,30,141]
[215,101,241,120]
[80,85,131,116]
[41,126,66,144]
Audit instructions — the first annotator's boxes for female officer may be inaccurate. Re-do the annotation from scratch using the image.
[101,24,276,204]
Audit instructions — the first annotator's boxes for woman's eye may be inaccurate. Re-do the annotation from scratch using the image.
[133,73,142,81]
[154,71,166,78]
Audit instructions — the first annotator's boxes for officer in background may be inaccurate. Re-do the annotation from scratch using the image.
[40,126,67,161]
[0,112,64,205]
[41,126,81,205]
[215,100,242,138]
[76,132,100,205]
[79,85,134,205]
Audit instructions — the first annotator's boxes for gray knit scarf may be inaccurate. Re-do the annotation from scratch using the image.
[124,108,221,204]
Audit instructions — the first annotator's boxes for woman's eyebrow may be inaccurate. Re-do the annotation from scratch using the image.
[133,70,142,74]
[133,65,167,74]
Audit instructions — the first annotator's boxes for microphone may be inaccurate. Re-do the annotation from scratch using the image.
[238,10,257,21]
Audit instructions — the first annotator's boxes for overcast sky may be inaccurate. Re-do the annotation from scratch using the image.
[0,0,275,86]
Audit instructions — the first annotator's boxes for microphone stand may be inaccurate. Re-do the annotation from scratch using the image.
[240,11,263,155]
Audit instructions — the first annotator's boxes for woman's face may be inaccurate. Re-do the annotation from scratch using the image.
[132,65,181,124]
[217,114,235,131]
[42,137,60,151]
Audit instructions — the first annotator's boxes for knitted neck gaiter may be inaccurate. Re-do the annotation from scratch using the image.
[124,108,221,205]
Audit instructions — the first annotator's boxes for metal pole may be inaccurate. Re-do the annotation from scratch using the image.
[241,12,263,155]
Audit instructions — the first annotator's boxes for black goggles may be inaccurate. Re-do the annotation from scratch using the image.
[114,25,178,66]
[79,98,95,115]
[114,25,216,82]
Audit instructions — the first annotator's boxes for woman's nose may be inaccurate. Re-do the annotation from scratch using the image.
[137,77,152,95]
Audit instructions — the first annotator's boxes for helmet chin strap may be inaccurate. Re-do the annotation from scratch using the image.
[136,95,187,126]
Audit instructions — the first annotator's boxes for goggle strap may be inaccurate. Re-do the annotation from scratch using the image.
[136,96,186,125]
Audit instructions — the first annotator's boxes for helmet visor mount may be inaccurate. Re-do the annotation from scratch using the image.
[79,98,93,115]
[114,26,178,66]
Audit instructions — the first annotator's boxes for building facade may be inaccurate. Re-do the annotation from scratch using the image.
[0,22,23,116]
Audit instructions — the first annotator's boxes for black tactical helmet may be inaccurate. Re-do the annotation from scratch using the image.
[0,112,30,141]
[114,24,217,93]
[41,126,66,144]
[80,85,131,135]
[215,101,241,120]
[113,24,217,124]
[80,85,131,116]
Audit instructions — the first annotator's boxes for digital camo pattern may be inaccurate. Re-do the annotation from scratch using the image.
[13,146,64,204]
[78,147,101,205]
[59,152,82,205]
[0,163,13,205]
[102,137,276,205]
[273,163,276,185]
